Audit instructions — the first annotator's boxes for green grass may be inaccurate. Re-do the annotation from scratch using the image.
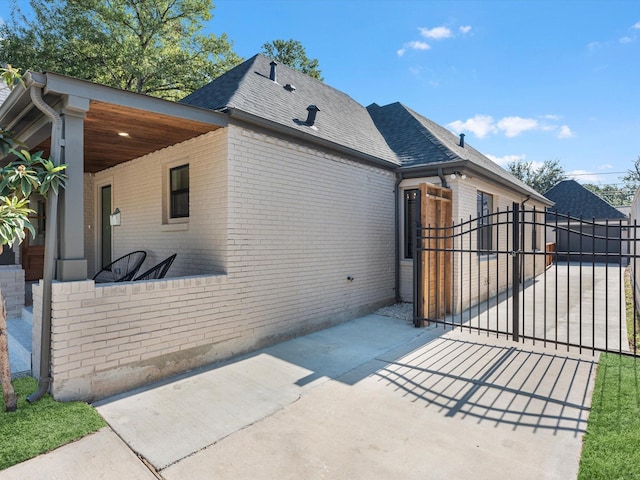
[624,267,640,352]
[578,353,640,480]
[0,376,106,470]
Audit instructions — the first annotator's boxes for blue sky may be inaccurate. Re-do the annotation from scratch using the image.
[2,0,639,187]
[211,0,640,187]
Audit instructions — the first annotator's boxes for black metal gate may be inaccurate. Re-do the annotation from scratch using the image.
[414,201,640,357]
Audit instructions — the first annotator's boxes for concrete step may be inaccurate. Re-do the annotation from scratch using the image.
[7,317,32,377]
[21,306,33,327]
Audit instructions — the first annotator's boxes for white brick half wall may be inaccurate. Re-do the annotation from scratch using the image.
[43,125,397,401]
[0,265,25,319]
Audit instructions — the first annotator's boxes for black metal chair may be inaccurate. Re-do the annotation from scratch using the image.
[134,254,177,281]
[93,251,147,283]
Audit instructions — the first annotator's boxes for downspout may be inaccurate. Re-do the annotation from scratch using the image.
[27,79,61,403]
[438,167,448,188]
[394,171,403,303]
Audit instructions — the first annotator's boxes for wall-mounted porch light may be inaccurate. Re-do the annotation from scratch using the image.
[109,208,121,226]
[450,171,467,180]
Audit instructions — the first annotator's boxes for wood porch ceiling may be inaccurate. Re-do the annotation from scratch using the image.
[34,100,221,174]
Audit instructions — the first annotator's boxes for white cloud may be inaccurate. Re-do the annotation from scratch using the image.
[568,170,603,183]
[633,21,640,30]
[486,154,526,167]
[587,41,602,51]
[557,125,574,138]
[598,163,614,170]
[447,115,496,139]
[397,40,431,56]
[542,114,561,121]
[419,26,453,39]
[496,116,539,137]
[408,40,430,50]
[620,36,633,44]
[399,23,471,56]
[448,113,574,140]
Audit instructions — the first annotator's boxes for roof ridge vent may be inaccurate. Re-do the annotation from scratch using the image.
[269,61,277,83]
[284,83,296,92]
[306,105,320,126]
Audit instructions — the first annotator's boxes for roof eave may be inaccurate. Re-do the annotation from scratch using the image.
[400,160,553,206]
[31,71,228,128]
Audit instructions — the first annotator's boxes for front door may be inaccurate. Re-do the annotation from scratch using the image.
[22,197,46,281]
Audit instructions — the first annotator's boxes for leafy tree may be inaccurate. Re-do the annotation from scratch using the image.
[583,183,633,207]
[507,159,568,195]
[261,39,323,81]
[0,66,67,411]
[622,156,640,198]
[0,0,242,101]
[581,157,640,206]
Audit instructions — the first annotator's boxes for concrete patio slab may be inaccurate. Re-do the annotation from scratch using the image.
[95,313,430,470]
[162,329,598,480]
[0,428,156,480]
[3,309,600,479]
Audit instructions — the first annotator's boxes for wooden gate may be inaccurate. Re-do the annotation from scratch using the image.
[413,183,452,321]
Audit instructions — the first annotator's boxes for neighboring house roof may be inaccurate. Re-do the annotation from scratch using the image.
[544,180,627,220]
[616,205,631,218]
[368,102,549,203]
[181,54,400,166]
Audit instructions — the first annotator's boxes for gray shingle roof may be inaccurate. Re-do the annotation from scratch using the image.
[181,54,550,204]
[368,102,546,201]
[544,180,627,220]
[181,54,400,165]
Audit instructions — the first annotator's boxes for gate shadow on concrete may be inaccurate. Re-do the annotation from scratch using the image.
[373,333,597,436]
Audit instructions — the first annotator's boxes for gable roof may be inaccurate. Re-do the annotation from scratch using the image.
[368,102,549,203]
[182,54,550,204]
[181,54,400,166]
[544,179,627,220]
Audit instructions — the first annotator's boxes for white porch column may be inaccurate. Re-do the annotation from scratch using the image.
[56,95,89,281]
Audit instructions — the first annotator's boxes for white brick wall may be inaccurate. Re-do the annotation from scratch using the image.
[0,265,25,319]
[91,130,228,276]
[45,125,396,401]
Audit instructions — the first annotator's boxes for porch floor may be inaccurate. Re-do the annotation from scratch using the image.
[7,307,32,377]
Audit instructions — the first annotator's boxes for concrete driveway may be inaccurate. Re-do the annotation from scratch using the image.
[99,314,596,480]
[453,262,628,353]
[1,313,598,480]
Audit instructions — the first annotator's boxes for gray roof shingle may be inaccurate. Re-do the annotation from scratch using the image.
[181,54,550,204]
[181,54,400,165]
[544,180,627,220]
[368,102,546,201]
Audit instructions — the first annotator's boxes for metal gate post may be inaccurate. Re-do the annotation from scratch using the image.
[413,189,423,327]
[512,202,520,341]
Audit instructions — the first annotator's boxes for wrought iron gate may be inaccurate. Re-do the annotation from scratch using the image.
[414,201,640,357]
